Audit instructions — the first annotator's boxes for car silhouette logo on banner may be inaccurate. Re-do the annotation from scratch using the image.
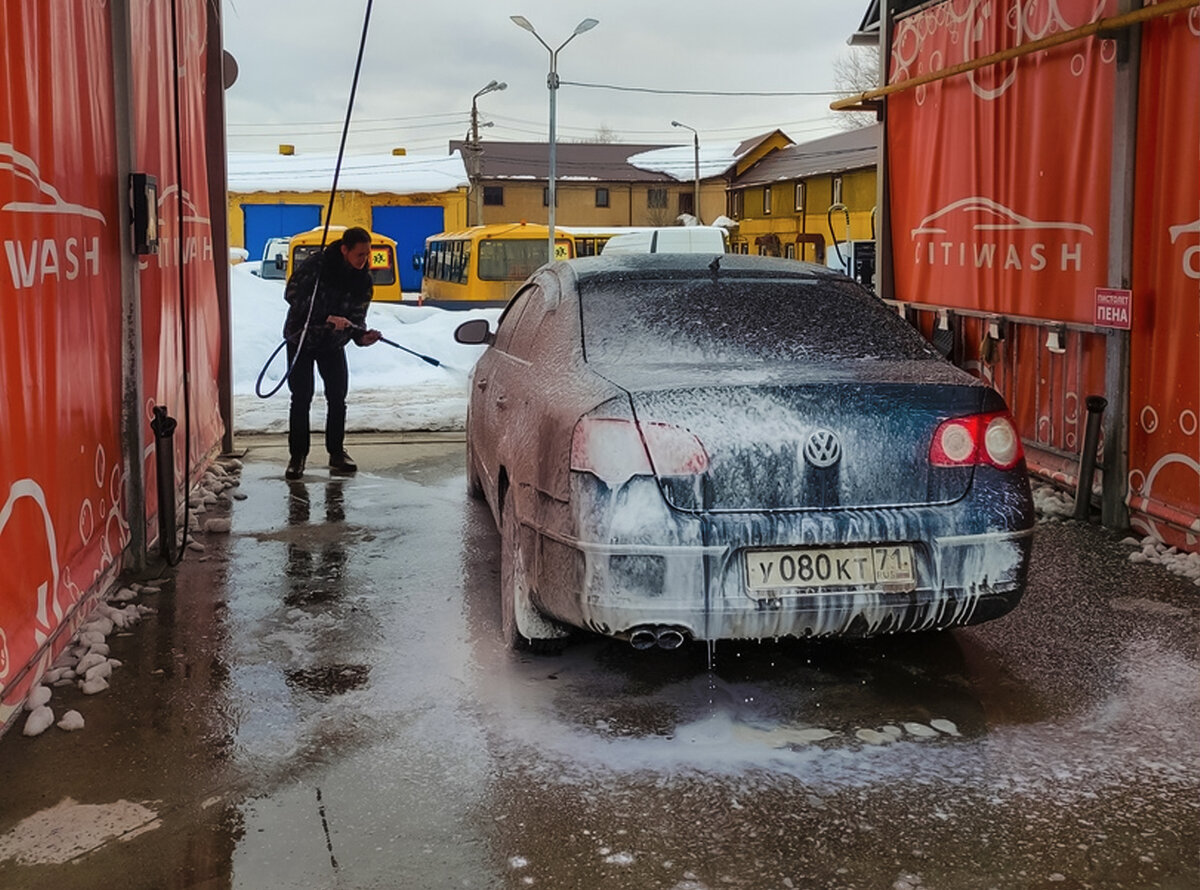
[803,429,842,469]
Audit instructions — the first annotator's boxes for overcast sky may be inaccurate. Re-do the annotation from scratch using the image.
[221,0,873,157]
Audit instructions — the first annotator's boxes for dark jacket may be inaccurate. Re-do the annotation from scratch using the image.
[283,242,374,353]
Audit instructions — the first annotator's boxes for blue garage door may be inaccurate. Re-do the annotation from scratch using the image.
[371,205,445,292]
[242,204,322,263]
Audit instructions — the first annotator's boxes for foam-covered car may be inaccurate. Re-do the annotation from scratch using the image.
[455,254,1034,651]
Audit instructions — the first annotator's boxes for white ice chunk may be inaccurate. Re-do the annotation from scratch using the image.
[83,616,115,636]
[57,710,85,731]
[903,722,939,738]
[23,706,54,736]
[204,518,232,534]
[26,685,52,710]
[76,652,107,674]
[79,676,110,695]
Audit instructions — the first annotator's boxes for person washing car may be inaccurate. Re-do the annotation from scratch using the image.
[282,225,382,480]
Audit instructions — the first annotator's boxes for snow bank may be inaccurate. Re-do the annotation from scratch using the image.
[230,262,500,433]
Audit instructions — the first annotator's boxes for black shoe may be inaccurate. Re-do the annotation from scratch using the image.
[285,456,306,480]
[328,451,357,475]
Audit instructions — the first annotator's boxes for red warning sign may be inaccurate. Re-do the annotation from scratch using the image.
[1094,287,1132,330]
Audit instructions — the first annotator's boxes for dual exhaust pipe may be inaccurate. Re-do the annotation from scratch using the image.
[629,625,688,650]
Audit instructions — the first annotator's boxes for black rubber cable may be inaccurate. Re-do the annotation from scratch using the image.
[165,0,190,566]
[256,0,375,399]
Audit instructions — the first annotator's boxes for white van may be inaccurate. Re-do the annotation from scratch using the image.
[259,237,291,279]
[600,226,729,255]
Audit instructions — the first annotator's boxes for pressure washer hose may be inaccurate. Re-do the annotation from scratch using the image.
[256,0,374,399]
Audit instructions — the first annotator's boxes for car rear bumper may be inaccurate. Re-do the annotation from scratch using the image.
[534,524,1033,642]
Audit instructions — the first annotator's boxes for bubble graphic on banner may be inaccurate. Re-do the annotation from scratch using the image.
[1099,39,1117,65]
[1064,391,1080,425]
[1181,411,1198,437]
[1037,415,1052,445]
[94,445,105,488]
[1128,469,1147,497]
[79,500,94,543]
[0,628,9,680]
[1141,406,1159,434]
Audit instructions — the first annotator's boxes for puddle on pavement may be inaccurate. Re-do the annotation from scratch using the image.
[284,664,371,697]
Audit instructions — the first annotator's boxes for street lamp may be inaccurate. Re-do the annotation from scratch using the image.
[671,120,701,224]
[511,15,599,263]
[468,80,506,226]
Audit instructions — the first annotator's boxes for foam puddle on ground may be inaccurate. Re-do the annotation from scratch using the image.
[0,797,161,865]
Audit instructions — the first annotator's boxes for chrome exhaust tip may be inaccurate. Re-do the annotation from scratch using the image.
[655,628,686,650]
[629,627,658,650]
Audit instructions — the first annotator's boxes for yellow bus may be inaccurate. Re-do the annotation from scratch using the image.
[421,223,575,308]
[557,225,655,257]
[286,225,403,303]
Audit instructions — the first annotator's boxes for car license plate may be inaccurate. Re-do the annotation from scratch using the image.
[745,545,916,592]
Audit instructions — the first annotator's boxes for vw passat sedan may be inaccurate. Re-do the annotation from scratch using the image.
[455,254,1034,651]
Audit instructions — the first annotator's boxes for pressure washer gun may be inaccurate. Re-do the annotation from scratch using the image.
[346,323,442,367]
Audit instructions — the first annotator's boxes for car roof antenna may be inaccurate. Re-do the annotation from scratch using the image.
[708,255,721,276]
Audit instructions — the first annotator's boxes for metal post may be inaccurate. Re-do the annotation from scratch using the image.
[468,81,505,228]
[672,120,701,223]
[1102,2,1139,529]
[110,0,147,569]
[876,2,893,301]
[547,54,558,262]
[1074,396,1108,520]
[512,16,598,265]
[205,0,235,456]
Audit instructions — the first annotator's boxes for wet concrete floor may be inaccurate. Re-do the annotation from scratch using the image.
[0,433,1197,889]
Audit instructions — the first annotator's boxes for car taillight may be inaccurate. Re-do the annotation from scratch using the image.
[929,412,1023,470]
[570,417,709,485]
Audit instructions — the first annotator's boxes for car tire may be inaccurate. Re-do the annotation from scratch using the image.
[466,440,485,501]
[499,494,570,654]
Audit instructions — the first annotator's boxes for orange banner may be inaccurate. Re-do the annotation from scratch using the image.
[888,0,1117,322]
[1128,8,1200,546]
[1,0,226,725]
[133,0,226,545]
[1,3,126,719]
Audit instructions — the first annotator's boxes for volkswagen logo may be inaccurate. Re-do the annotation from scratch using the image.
[803,429,842,469]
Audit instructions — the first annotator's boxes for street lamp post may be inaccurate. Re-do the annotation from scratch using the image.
[671,120,701,224]
[511,15,599,264]
[468,80,506,226]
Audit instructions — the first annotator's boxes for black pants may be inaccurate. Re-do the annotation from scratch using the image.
[286,343,349,459]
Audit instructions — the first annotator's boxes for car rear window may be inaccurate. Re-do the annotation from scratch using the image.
[579,276,941,365]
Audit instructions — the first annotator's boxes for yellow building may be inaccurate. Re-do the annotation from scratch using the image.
[227,150,468,291]
[453,132,791,229]
[728,125,879,271]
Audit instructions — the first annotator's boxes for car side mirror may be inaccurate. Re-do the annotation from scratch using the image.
[413,253,424,271]
[454,318,493,345]
[275,255,285,270]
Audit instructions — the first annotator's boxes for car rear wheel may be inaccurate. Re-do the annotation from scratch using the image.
[466,440,484,500]
[499,494,570,654]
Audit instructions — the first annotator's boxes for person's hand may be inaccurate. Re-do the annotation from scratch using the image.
[361,329,382,346]
[326,315,354,331]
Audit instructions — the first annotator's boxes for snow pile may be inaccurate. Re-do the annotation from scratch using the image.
[1031,482,1075,521]
[1121,535,1200,587]
[21,456,246,737]
[228,150,468,195]
[230,262,500,433]
[181,455,246,554]
[625,142,744,181]
[24,596,155,737]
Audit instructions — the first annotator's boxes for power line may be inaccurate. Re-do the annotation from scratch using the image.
[560,80,855,98]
